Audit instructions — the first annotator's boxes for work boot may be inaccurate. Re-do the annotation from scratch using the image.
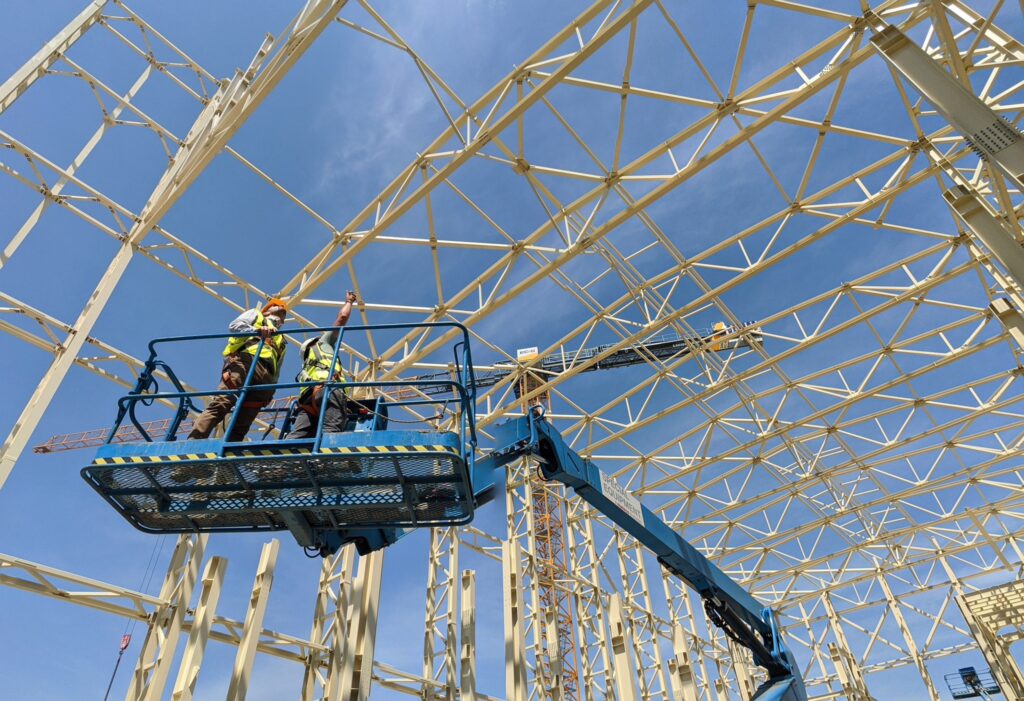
[169,464,206,484]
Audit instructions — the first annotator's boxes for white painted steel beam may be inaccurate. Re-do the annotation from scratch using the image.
[502,540,528,701]
[872,24,1024,188]
[171,556,227,701]
[0,0,105,113]
[945,185,1024,292]
[126,535,206,701]
[460,570,477,701]
[226,540,279,701]
[608,593,638,701]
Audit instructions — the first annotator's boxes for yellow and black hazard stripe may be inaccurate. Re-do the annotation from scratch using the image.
[91,452,218,466]
[233,447,313,457]
[320,445,459,455]
[91,444,460,466]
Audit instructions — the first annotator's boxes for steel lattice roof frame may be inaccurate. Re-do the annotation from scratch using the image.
[1,1,1023,700]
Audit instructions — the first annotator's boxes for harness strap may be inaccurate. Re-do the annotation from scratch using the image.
[298,385,324,417]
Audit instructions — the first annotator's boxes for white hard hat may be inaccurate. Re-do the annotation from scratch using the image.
[300,337,318,356]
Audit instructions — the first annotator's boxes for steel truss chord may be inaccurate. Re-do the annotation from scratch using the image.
[0,131,306,322]
[0,291,160,392]
[0,547,324,664]
[281,0,641,303]
[0,0,106,114]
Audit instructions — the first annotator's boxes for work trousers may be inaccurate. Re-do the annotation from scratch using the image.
[286,386,353,439]
[188,354,277,442]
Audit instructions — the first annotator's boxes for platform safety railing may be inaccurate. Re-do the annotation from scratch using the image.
[105,322,477,456]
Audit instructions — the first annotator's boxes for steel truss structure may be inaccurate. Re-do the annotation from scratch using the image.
[2,1,1024,699]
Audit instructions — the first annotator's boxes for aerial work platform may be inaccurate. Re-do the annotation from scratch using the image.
[82,322,478,552]
[82,430,473,534]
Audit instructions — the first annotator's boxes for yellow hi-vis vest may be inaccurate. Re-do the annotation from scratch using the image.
[298,340,347,384]
[222,310,287,376]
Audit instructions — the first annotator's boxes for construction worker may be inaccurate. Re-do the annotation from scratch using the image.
[285,290,359,439]
[187,298,289,442]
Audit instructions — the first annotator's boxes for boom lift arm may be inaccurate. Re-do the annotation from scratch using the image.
[327,409,807,701]
[480,411,806,701]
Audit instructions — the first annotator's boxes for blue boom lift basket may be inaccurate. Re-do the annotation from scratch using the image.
[81,322,478,550]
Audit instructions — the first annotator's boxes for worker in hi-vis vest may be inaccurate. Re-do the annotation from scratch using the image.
[187,298,289,442]
[285,290,359,439]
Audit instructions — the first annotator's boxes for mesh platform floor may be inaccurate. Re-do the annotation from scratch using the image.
[82,447,473,533]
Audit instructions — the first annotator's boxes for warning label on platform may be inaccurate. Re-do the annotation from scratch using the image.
[599,471,644,525]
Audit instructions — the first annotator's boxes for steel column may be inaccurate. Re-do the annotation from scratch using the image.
[171,556,227,701]
[503,540,529,701]
[125,534,206,701]
[333,549,384,701]
[304,546,356,700]
[423,527,460,701]
[608,593,638,701]
[226,539,280,701]
[666,625,698,701]
[460,569,478,701]
[822,594,872,701]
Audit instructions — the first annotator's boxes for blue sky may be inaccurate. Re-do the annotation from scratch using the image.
[2,1,1024,699]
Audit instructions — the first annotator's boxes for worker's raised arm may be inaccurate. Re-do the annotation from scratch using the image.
[321,291,359,348]
[337,290,357,327]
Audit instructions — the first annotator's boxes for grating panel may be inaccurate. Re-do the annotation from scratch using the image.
[82,447,473,534]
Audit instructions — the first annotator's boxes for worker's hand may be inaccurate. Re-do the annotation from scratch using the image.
[345,290,358,304]
[258,326,277,339]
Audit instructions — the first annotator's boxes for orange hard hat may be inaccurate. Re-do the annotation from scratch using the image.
[261,297,288,314]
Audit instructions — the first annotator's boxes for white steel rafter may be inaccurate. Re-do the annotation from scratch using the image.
[2,1,1024,700]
